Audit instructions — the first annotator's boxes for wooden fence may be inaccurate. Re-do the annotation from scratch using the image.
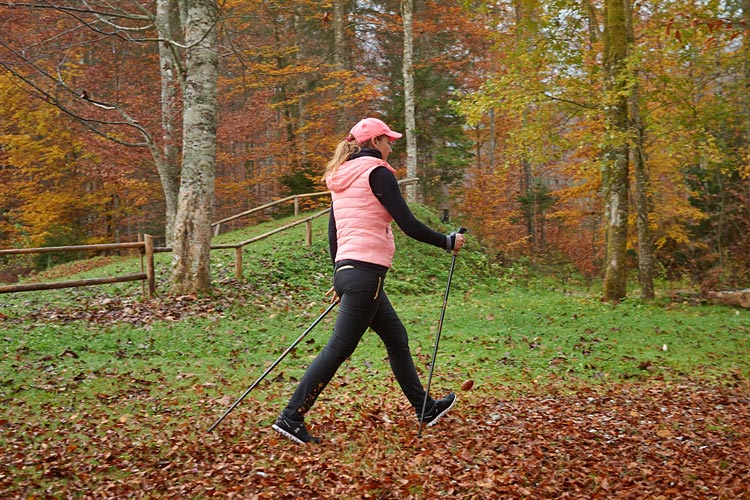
[0,236,156,298]
[211,191,331,237]
[0,178,419,296]
[207,178,418,278]
[211,208,330,279]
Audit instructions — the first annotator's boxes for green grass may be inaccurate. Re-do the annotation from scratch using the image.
[2,205,748,413]
[1,207,749,498]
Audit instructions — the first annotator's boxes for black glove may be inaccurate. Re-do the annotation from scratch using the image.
[446,227,467,251]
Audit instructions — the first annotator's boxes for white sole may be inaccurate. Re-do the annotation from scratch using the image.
[272,424,306,445]
[426,395,456,427]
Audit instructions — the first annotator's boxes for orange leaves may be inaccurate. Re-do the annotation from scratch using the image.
[2,364,750,499]
[665,14,739,49]
[0,74,99,248]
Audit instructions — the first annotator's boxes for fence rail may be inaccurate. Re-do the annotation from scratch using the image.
[210,178,417,236]
[212,191,331,236]
[0,178,419,295]
[0,235,156,298]
[212,208,330,279]
[4,273,148,293]
[0,241,145,255]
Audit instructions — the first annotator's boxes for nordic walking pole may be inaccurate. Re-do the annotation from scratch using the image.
[418,227,467,438]
[207,301,337,433]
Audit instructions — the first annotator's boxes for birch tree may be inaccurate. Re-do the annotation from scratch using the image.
[170,0,218,294]
[402,0,417,203]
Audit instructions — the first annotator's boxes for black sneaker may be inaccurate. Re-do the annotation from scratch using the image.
[272,414,321,445]
[419,392,456,427]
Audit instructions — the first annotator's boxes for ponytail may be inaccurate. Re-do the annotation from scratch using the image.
[323,137,361,181]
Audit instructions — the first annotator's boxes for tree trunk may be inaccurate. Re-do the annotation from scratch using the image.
[521,154,534,246]
[170,0,219,295]
[626,0,654,299]
[293,6,308,161]
[488,108,496,171]
[402,0,417,203]
[583,0,601,44]
[514,0,538,249]
[743,0,750,264]
[707,289,750,308]
[333,0,348,71]
[602,0,630,302]
[743,0,750,118]
[333,0,355,130]
[631,102,655,299]
[156,0,183,246]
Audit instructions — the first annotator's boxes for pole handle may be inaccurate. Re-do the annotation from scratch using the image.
[450,227,467,255]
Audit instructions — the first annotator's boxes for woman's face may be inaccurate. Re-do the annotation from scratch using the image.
[371,135,393,161]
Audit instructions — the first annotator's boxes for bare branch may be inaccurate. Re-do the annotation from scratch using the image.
[0,1,151,22]
[75,0,153,34]
[38,0,152,47]
[0,40,152,148]
[541,92,599,110]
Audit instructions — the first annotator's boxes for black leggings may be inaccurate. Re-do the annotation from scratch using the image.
[282,263,433,420]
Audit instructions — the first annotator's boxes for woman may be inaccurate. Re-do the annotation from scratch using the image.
[272,117,465,444]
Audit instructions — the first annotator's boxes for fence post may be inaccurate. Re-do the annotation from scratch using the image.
[235,247,243,280]
[144,234,155,298]
[305,220,312,246]
[138,233,145,296]
[294,196,300,215]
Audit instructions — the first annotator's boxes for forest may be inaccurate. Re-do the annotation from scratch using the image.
[1,0,749,299]
[2,3,750,497]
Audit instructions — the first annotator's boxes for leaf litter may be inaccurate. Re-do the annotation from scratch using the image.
[2,285,749,497]
[1,380,748,498]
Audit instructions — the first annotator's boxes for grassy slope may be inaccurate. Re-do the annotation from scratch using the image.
[2,205,748,404]
[1,206,749,497]
[4,205,746,389]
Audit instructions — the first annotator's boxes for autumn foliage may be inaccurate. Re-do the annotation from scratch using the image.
[1,1,749,291]
[1,379,747,498]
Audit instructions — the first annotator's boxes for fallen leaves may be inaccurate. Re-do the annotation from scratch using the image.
[1,381,749,498]
[6,295,224,326]
[2,280,266,327]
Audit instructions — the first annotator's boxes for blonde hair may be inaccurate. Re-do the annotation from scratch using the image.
[323,138,360,180]
[322,135,385,181]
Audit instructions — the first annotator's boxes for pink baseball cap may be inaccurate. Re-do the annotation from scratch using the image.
[349,118,402,143]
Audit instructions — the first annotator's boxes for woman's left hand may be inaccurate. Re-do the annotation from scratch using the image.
[453,233,465,254]
[325,286,340,304]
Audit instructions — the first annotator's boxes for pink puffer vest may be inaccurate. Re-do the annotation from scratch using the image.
[326,156,396,268]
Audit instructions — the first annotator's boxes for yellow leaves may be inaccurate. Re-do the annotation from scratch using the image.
[740,162,750,181]
[0,71,107,248]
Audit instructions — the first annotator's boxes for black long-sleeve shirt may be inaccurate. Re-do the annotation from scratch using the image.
[328,150,450,266]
